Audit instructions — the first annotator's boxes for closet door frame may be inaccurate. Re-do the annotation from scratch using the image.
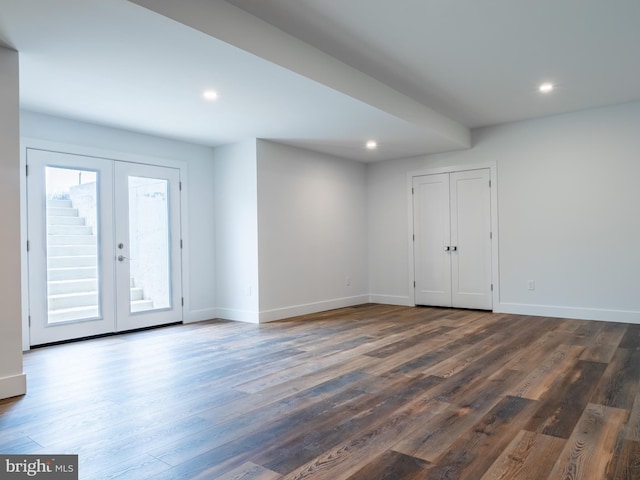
[407,162,499,310]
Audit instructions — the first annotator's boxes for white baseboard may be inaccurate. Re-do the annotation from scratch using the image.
[215,308,260,324]
[496,302,640,324]
[0,373,26,400]
[259,295,370,323]
[206,299,640,326]
[368,294,414,307]
[183,308,218,324]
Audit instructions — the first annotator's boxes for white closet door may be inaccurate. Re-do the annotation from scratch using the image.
[450,169,492,309]
[413,173,452,306]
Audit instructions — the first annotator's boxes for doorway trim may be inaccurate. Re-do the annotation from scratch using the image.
[20,137,190,351]
[407,162,499,309]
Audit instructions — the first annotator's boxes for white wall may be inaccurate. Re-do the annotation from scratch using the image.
[213,140,260,323]
[20,111,217,329]
[368,101,640,323]
[257,140,369,321]
[0,46,26,399]
[16,100,640,332]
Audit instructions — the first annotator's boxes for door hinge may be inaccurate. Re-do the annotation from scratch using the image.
[413,281,416,288]
[179,181,182,191]
[489,232,492,239]
[26,240,30,252]
[181,297,184,306]
[491,284,494,291]
[489,179,491,188]
[180,239,183,249]
[25,164,29,176]
[411,187,414,195]
[28,315,31,326]
[412,234,415,241]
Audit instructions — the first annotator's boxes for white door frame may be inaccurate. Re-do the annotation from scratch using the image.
[407,162,499,309]
[20,138,189,350]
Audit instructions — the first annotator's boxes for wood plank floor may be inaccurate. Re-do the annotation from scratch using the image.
[1,304,639,479]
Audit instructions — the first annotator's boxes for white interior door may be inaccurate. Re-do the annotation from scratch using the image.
[114,162,182,331]
[413,169,492,310]
[450,169,492,309]
[28,150,182,346]
[27,149,116,345]
[413,173,452,306]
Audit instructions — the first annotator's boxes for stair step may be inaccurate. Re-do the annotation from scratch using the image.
[48,245,97,257]
[47,216,86,226]
[48,225,93,236]
[48,305,100,324]
[48,255,97,269]
[131,299,154,313]
[48,266,97,281]
[130,287,144,301]
[46,199,73,208]
[48,279,98,295]
[48,235,97,246]
[47,207,78,217]
[48,291,98,310]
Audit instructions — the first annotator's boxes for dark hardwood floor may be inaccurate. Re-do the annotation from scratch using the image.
[1,304,639,479]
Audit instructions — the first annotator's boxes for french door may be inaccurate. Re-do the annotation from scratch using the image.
[413,169,492,310]
[27,149,182,346]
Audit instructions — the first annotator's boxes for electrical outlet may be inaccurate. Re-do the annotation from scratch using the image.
[528,280,535,291]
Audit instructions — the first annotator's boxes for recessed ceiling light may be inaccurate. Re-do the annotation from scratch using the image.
[539,82,554,94]
[203,89,219,101]
[366,140,378,150]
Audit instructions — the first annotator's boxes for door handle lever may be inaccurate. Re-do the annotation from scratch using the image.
[444,246,450,252]
[117,255,131,262]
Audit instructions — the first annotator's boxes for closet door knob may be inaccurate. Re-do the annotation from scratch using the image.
[451,246,458,252]
[444,246,450,252]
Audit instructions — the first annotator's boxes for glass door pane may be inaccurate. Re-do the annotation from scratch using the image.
[127,176,171,313]
[45,167,100,323]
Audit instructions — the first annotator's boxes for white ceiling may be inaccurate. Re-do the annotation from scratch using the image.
[227,0,640,128]
[1,0,639,162]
